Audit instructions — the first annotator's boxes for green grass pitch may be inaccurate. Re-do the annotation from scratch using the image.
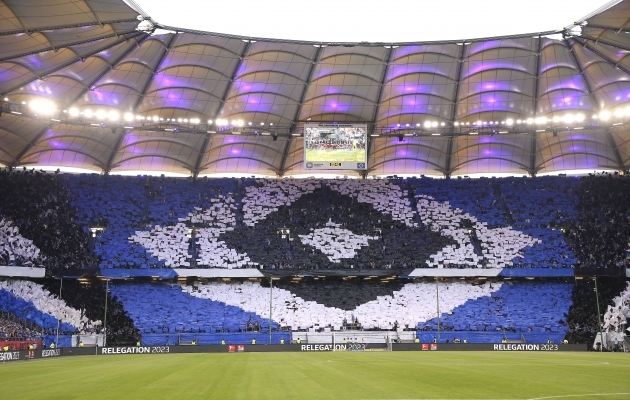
[305,148,366,162]
[2,352,629,399]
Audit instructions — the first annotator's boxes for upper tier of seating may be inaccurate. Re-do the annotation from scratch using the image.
[5,169,630,271]
[59,175,586,271]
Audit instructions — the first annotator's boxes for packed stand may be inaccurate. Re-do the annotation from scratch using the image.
[0,311,42,340]
[0,168,97,273]
[0,218,44,267]
[565,276,628,345]
[566,174,630,269]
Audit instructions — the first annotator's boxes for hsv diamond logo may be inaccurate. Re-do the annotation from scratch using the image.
[130,179,541,270]
[357,162,365,169]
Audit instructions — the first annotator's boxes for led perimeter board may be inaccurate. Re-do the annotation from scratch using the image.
[304,124,367,170]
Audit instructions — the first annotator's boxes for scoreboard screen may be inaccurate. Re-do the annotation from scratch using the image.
[303,124,367,170]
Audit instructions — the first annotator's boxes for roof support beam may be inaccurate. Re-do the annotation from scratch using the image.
[565,39,601,109]
[606,129,625,171]
[533,37,542,117]
[369,48,394,134]
[0,29,140,63]
[290,47,323,132]
[10,126,49,167]
[2,1,30,34]
[132,34,176,112]
[1,32,146,97]
[450,43,466,125]
[574,37,630,76]
[192,133,211,177]
[104,128,125,173]
[529,132,537,176]
[580,34,630,54]
[212,42,252,122]
[277,137,293,176]
[82,1,104,27]
[65,35,149,108]
[443,135,455,178]
[0,19,140,37]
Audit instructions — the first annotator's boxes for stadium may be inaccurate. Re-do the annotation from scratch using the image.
[1,0,630,398]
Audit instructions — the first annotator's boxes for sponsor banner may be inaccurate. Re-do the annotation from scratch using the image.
[237,345,245,352]
[41,349,61,358]
[393,343,587,352]
[0,351,21,362]
[100,346,169,355]
[228,345,236,353]
[300,344,347,352]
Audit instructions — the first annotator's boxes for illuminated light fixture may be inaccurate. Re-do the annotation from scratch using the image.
[506,118,514,125]
[396,124,400,127]
[440,122,445,126]
[535,117,547,124]
[614,108,624,117]
[122,113,134,122]
[270,123,273,126]
[592,114,598,119]
[177,118,183,123]
[183,119,188,123]
[68,108,80,117]
[563,114,574,124]
[231,120,237,125]
[476,120,482,126]
[164,128,174,132]
[552,116,560,123]
[613,122,623,126]
[498,131,508,134]
[500,121,505,124]
[424,121,431,128]
[152,116,159,122]
[190,118,200,124]
[51,118,60,122]
[573,127,584,130]
[208,119,213,124]
[237,119,244,127]
[431,121,438,127]
[95,109,107,120]
[416,123,421,127]
[526,118,534,125]
[136,115,143,120]
[29,99,57,115]
[454,122,459,126]
[405,123,409,127]
[431,133,441,136]
[575,113,585,122]
[108,110,120,121]
[11,111,21,115]
[370,134,379,137]
[536,129,546,132]
[260,122,265,126]
[469,131,478,135]
[84,109,94,118]
[3,97,7,101]
[291,133,300,136]
[465,122,470,126]
[90,123,100,127]
[599,110,611,120]
[160,118,164,121]
[404,133,413,136]
[516,119,522,124]
[21,101,26,105]
[124,126,134,129]
[261,132,270,136]
[248,122,252,126]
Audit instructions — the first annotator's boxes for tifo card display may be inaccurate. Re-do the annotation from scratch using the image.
[304,124,367,170]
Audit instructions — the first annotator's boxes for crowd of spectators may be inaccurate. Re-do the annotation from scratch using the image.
[0,312,41,340]
[565,276,628,344]
[41,279,139,345]
[0,168,97,273]
[566,173,630,269]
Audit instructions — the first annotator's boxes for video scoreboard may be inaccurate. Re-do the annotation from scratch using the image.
[303,123,367,170]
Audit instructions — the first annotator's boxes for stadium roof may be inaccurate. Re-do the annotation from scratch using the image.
[2,0,630,177]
